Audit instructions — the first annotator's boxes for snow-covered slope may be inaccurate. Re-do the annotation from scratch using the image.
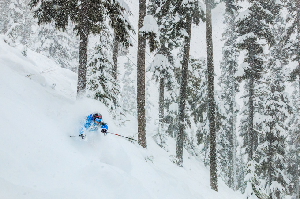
[0,37,242,199]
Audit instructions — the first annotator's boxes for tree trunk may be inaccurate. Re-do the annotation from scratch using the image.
[22,1,30,56]
[297,0,300,106]
[296,148,300,199]
[176,18,192,167]
[267,126,273,199]
[232,78,237,190]
[113,33,118,81]
[77,0,89,98]
[296,177,300,199]
[248,75,254,160]
[296,2,300,197]
[112,32,119,107]
[206,0,218,191]
[159,77,165,129]
[298,64,300,102]
[137,0,147,148]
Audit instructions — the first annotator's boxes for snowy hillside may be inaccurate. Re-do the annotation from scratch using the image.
[0,37,242,199]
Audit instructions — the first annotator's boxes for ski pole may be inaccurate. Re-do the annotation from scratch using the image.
[105,131,137,142]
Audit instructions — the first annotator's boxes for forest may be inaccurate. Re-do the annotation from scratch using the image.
[1,0,300,198]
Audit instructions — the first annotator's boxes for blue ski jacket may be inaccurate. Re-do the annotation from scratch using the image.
[79,114,108,135]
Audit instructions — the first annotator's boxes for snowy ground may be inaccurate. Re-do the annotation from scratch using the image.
[0,36,242,199]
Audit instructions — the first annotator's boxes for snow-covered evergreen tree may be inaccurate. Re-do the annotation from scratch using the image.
[283,0,300,84]
[87,27,119,111]
[236,0,280,197]
[32,22,79,71]
[173,0,205,166]
[255,61,289,199]
[186,57,208,157]
[254,14,290,199]
[236,0,280,161]
[287,81,300,199]
[147,0,179,149]
[1,0,34,54]
[148,53,174,148]
[107,0,134,108]
[120,58,136,116]
[0,0,9,34]
[244,159,267,199]
[164,56,208,161]
[218,0,239,190]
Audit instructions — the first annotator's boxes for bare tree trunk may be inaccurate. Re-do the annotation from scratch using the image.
[22,0,30,57]
[268,125,273,199]
[159,77,165,129]
[137,0,147,148]
[112,32,119,107]
[206,0,218,191]
[176,18,192,166]
[77,0,89,98]
[296,150,300,199]
[232,79,237,190]
[113,33,118,81]
[296,3,300,196]
[248,75,254,160]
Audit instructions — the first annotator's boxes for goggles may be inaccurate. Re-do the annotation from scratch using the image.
[95,118,101,123]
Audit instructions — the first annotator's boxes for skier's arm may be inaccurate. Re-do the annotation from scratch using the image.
[100,122,108,133]
[79,115,93,135]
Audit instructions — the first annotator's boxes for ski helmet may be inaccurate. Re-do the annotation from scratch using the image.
[93,113,102,120]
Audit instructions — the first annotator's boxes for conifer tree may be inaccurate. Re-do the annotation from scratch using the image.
[148,54,174,148]
[1,0,33,52]
[148,0,177,141]
[186,57,209,157]
[243,160,266,199]
[163,55,208,152]
[87,27,119,111]
[173,0,204,167]
[284,0,300,92]
[256,55,289,199]
[236,0,280,197]
[30,0,131,98]
[236,0,279,160]
[0,0,9,34]
[137,0,147,148]
[255,14,290,199]
[32,22,79,71]
[121,59,136,116]
[282,2,300,197]
[218,0,239,190]
[206,0,218,191]
[287,82,300,199]
[106,0,133,107]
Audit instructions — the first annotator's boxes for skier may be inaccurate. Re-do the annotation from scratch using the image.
[79,113,108,139]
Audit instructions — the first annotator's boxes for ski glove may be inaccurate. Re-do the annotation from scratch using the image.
[79,134,85,139]
[101,129,107,135]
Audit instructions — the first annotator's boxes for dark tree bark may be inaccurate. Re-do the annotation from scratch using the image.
[206,0,218,191]
[112,32,119,107]
[77,0,89,98]
[137,0,147,148]
[113,33,119,81]
[176,18,192,166]
[298,1,300,107]
[159,77,165,126]
[295,4,300,197]
[296,142,300,199]
[248,75,254,160]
